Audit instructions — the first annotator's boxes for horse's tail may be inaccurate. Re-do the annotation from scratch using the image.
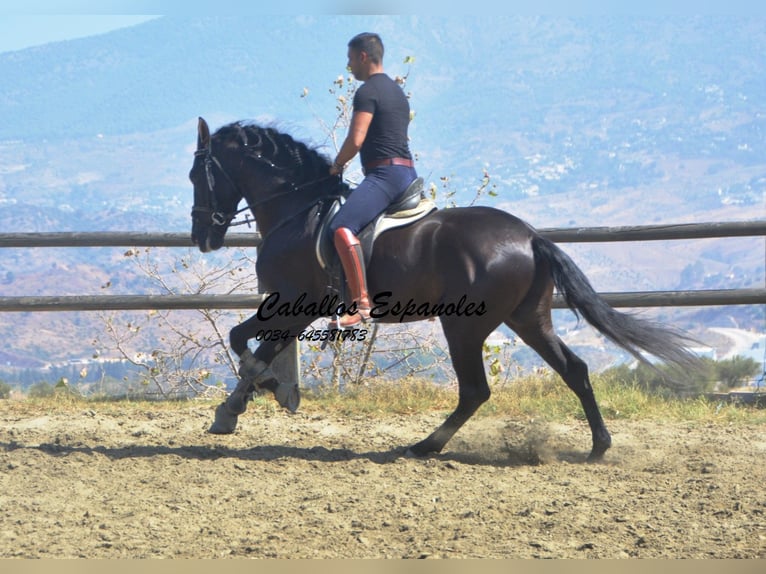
[532,234,700,369]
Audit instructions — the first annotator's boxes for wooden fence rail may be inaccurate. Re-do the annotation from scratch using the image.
[0,220,764,312]
[1,220,765,248]
[0,232,258,248]
[0,290,763,313]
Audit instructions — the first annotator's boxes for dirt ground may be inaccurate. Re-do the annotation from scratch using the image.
[0,400,764,559]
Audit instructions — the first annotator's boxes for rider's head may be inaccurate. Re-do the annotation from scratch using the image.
[346,32,384,82]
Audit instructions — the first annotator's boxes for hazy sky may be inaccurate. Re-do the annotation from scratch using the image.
[0,0,760,56]
[0,15,160,54]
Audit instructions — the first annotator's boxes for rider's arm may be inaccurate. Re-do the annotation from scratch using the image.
[330,110,373,175]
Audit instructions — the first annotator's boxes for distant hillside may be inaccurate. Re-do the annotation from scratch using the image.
[2,17,765,157]
[1,16,763,213]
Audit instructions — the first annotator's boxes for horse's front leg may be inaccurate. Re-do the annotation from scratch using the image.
[209,315,306,434]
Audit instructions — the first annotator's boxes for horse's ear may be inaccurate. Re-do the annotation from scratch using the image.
[197,117,211,150]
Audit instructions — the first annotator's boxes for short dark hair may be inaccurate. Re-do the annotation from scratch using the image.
[348,32,384,64]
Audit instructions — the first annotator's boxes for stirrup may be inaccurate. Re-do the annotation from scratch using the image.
[335,306,371,329]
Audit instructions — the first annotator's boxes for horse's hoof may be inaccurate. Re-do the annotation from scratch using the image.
[586,446,610,463]
[406,440,436,458]
[274,382,300,413]
[404,448,421,458]
[586,451,607,463]
[587,435,612,462]
[207,403,238,434]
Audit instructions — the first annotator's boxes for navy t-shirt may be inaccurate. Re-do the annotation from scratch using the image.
[353,73,413,166]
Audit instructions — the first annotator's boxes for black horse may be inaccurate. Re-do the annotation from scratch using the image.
[190,117,697,461]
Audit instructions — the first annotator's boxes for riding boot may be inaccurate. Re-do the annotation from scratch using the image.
[333,227,371,328]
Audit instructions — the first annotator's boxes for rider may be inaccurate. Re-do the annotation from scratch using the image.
[329,32,418,328]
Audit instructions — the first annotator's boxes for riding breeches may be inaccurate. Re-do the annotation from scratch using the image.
[329,165,417,235]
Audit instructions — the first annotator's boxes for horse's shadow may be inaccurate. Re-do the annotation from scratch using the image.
[2,439,593,467]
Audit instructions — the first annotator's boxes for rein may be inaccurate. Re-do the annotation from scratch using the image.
[192,148,339,229]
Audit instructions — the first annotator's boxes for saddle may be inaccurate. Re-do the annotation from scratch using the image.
[314,177,437,284]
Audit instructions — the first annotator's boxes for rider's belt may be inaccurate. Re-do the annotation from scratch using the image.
[363,157,414,174]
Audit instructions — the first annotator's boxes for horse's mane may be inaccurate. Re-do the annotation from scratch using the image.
[213,121,332,186]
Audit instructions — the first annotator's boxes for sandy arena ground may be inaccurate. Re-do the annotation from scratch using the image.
[1,401,764,558]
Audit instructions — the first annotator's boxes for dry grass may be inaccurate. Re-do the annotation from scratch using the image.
[303,372,766,425]
[3,372,765,426]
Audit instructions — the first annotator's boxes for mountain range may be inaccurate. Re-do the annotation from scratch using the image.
[0,15,763,381]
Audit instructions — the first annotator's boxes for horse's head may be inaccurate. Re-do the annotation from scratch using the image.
[189,117,244,252]
[190,117,344,252]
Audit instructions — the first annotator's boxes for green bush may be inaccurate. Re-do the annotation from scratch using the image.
[0,380,11,399]
[27,381,55,398]
[602,355,763,397]
[715,356,761,389]
[603,359,717,398]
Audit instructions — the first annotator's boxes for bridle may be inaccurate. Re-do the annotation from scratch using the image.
[191,147,340,231]
[191,148,251,227]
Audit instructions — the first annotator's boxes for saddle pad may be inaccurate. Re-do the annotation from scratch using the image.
[315,198,438,272]
[372,198,437,241]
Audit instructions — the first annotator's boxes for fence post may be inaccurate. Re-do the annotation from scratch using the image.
[270,340,301,390]
[255,240,301,392]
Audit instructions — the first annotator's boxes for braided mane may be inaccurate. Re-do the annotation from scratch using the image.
[213,121,332,185]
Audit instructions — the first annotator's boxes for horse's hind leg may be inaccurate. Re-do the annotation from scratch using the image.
[408,319,493,456]
[507,311,612,461]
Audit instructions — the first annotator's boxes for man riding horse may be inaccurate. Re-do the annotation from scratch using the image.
[189,33,700,461]
[328,32,418,328]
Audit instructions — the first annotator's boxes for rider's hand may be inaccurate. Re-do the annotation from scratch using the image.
[329,159,344,176]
